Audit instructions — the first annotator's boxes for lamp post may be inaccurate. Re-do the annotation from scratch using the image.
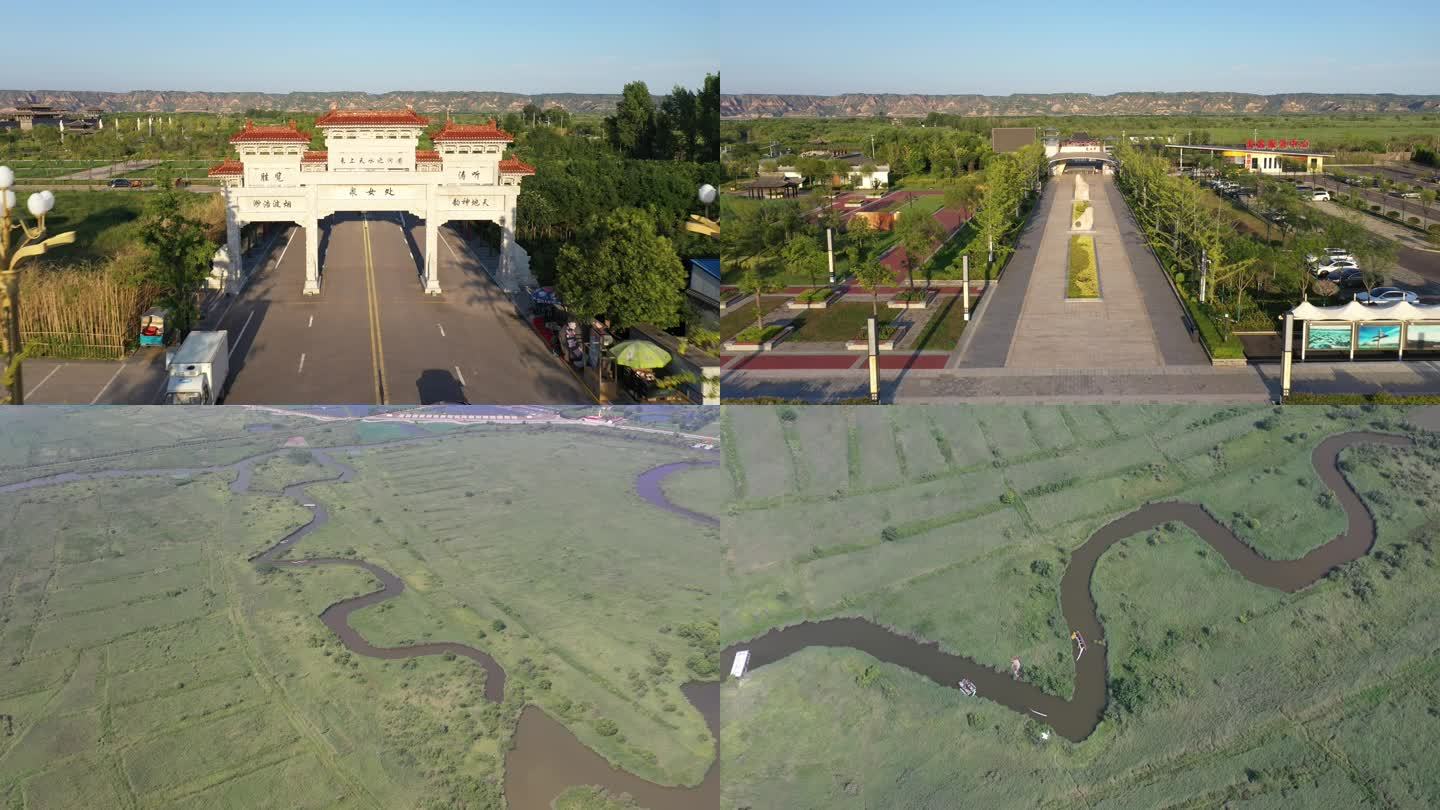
[1,166,77,404]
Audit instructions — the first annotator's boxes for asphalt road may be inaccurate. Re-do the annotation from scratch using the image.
[213,213,593,405]
[1309,175,1439,226]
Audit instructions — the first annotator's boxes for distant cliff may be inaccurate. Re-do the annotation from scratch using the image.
[0,90,631,114]
[721,93,1440,119]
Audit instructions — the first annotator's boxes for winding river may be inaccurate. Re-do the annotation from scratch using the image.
[0,431,722,809]
[722,431,1415,743]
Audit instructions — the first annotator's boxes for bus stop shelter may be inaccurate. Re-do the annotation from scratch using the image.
[1281,300,1440,396]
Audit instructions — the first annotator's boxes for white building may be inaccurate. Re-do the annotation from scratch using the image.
[209,109,536,296]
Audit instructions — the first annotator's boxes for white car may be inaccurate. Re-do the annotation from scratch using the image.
[1311,190,1331,201]
[1397,191,1421,199]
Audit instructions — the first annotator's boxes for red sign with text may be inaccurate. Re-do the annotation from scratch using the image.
[1245,138,1309,150]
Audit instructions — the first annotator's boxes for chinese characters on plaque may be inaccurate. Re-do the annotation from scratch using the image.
[450,197,495,209]
[337,155,404,166]
[348,187,399,198]
[250,199,295,209]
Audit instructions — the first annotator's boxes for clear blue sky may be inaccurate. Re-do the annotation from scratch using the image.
[721,0,1440,95]
[5,1,716,94]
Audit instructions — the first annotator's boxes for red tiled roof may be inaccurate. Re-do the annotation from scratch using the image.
[314,108,430,127]
[229,119,311,144]
[498,157,536,175]
[208,159,244,177]
[431,119,514,143]
[415,150,442,162]
[301,150,328,163]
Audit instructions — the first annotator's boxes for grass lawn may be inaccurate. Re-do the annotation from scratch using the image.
[886,193,945,219]
[911,293,968,351]
[1197,188,1276,241]
[1067,235,1099,298]
[39,190,150,260]
[721,297,788,341]
[787,303,896,343]
[921,220,981,280]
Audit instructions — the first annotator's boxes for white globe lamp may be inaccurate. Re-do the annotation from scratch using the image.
[0,166,13,189]
[698,184,717,205]
[28,192,53,218]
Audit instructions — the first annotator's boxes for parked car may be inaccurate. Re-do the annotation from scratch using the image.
[1311,189,1331,201]
[107,178,132,188]
[1398,191,1421,199]
[1327,268,1367,288]
[1354,287,1419,305]
[1308,249,1356,266]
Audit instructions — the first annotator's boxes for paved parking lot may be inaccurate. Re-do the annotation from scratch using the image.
[14,214,593,405]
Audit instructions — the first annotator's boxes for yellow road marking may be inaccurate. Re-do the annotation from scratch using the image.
[361,216,387,404]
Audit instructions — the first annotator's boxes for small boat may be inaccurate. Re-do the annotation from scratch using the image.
[957,678,977,697]
[1071,630,1087,661]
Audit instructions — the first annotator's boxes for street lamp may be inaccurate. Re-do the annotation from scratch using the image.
[1,166,76,404]
[698,183,717,221]
[686,184,719,238]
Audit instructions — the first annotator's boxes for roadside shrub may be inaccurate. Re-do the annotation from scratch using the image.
[1387,211,1401,219]
[593,717,619,736]
[1408,217,1422,226]
[880,526,900,542]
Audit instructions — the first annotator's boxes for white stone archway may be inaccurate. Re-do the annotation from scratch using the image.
[210,111,535,296]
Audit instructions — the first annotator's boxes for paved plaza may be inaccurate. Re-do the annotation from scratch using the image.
[957,172,1208,369]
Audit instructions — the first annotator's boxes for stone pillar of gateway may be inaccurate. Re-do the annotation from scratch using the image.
[207,110,536,295]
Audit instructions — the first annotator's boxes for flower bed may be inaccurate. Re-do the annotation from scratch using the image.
[887,288,936,309]
[723,324,790,352]
[845,322,908,351]
[1066,235,1100,300]
[786,287,842,309]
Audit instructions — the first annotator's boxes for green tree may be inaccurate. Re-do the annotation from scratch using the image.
[661,85,700,162]
[137,175,217,337]
[843,217,879,282]
[781,232,827,289]
[697,73,720,163]
[737,266,780,333]
[895,206,944,294]
[852,256,893,317]
[608,81,656,159]
[554,207,685,329]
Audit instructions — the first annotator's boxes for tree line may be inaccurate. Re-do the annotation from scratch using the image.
[605,75,720,164]
[1113,142,1396,338]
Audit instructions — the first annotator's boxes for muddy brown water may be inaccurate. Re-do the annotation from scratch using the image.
[1,437,721,809]
[723,431,1414,743]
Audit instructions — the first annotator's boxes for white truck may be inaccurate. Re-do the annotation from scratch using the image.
[164,330,230,405]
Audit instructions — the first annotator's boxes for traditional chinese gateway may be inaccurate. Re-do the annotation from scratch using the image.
[208,109,535,295]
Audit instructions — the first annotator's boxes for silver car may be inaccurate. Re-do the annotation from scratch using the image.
[1354,287,1419,305]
